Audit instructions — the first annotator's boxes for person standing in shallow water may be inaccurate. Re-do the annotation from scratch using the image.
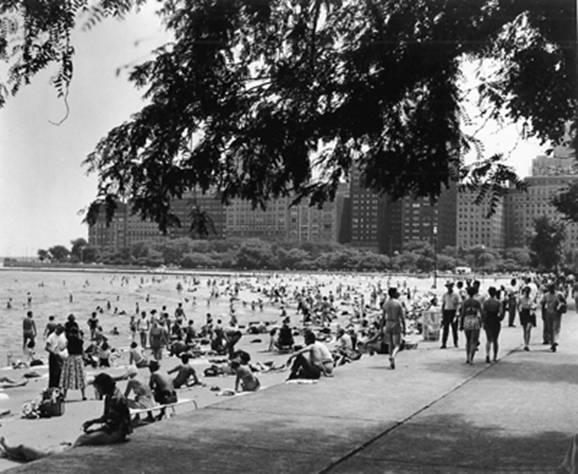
[381,287,406,370]
[22,311,37,355]
[459,286,483,365]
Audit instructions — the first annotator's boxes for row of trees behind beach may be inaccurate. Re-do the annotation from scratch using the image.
[25,222,574,273]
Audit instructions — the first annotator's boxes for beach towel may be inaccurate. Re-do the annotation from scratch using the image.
[285,379,318,385]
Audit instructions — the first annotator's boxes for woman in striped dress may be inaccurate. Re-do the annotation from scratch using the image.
[60,327,87,400]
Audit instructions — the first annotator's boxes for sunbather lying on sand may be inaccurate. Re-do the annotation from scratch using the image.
[0,436,69,462]
[0,377,28,389]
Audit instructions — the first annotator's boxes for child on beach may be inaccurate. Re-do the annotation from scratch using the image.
[98,342,112,368]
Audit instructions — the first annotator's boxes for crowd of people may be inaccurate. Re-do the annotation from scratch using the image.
[440,275,570,364]
[1,270,575,464]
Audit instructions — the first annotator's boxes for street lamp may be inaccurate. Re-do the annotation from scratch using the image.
[432,225,438,289]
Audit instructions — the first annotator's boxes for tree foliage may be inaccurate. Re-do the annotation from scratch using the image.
[36,236,538,272]
[48,244,70,262]
[70,237,88,261]
[1,1,575,230]
[529,215,566,271]
[37,249,49,262]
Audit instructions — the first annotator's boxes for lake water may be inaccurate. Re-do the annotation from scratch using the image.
[0,268,509,366]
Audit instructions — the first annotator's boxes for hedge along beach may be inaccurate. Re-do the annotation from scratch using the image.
[0,267,512,471]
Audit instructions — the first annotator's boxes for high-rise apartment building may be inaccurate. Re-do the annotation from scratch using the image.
[506,148,578,250]
[167,190,226,240]
[225,187,346,243]
[349,167,386,251]
[531,146,576,176]
[456,188,506,249]
[88,202,166,251]
[382,184,457,254]
[349,162,457,254]
[225,197,292,240]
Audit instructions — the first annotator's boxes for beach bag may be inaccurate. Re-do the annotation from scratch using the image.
[38,388,65,418]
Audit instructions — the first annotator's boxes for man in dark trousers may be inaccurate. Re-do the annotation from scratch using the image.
[441,281,461,349]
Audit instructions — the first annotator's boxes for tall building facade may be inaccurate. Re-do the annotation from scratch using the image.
[531,146,576,176]
[349,162,457,255]
[88,203,166,251]
[224,187,346,243]
[225,197,292,240]
[349,167,386,251]
[168,190,226,240]
[506,148,578,251]
[88,191,227,250]
[456,189,506,249]
[383,184,457,254]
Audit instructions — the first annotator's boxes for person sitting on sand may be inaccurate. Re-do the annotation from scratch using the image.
[275,318,294,351]
[148,360,177,405]
[231,360,260,392]
[286,331,334,380]
[0,373,132,463]
[168,353,200,389]
[124,366,155,410]
[76,373,132,446]
[128,342,149,368]
[98,341,112,368]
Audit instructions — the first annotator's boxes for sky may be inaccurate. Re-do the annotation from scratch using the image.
[0,5,546,258]
[0,4,169,257]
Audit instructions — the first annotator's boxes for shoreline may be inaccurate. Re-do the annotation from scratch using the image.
[0,264,507,281]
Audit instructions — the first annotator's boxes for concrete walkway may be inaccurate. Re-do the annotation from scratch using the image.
[8,309,578,473]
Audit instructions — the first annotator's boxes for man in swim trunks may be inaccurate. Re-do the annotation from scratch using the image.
[286,331,334,380]
[22,311,37,355]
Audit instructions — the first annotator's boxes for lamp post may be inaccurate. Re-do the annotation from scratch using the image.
[432,224,438,289]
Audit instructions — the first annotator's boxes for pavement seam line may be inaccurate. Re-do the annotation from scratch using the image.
[318,344,523,473]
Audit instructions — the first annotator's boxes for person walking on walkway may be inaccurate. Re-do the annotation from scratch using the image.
[506,279,518,327]
[460,286,483,364]
[482,287,503,363]
[440,281,460,349]
[381,288,406,370]
[518,286,537,351]
[540,283,567,352]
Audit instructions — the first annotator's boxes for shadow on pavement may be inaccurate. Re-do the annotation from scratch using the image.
[422,355,578,385]
[327,413,571,473]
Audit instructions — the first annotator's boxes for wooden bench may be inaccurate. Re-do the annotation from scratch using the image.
[130,398,198,421]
